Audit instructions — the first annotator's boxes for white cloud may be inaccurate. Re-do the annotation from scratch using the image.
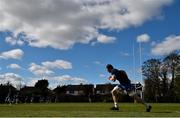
[97,34,116,44]
[99,74,106,78]
[42,60,72,70]
[51,75,88,86]
[26,75,88,88]
[0,49,24,60]
[120,52,130,57]
[152,35,180,55]
[7,63,21,69]
[5,37,16,45]
[29,60,72,76]
[93,61,103,65]
[0,73,87,89]
[137,34,151,43]
[0,73,22,88]
[5,36,24,46]
[26,78,38,87]
[0,0,173,50]
[29,63,54,76]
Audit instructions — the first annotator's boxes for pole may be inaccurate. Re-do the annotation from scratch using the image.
[139,42,144,100]
[133,39,137,95]
[133,39,136,81]
[139,42,143,83]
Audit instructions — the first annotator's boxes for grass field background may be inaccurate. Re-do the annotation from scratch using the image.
[0,103,180,117]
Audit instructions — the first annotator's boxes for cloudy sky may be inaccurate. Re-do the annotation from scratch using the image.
[0,0,179,88]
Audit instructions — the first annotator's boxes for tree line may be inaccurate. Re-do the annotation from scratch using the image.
[142,52,180,102]
[0,80,51,103]
[0,52,179,103]
[0,80,134,103]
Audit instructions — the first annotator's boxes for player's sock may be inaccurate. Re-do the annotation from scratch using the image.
[114,102,118,108]
[146,105,152,112]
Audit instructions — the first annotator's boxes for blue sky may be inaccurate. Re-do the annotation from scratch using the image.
[0,0,180,88]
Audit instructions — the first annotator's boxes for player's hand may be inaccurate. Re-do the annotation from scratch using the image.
[108,76,112,80]
[109,76,116,82]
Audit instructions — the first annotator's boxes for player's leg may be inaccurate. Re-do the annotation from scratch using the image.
[129,91,152,112]
[111,87,118,108]
[133,94,146,105]
[110,85,123,110]
[134,94,152,112]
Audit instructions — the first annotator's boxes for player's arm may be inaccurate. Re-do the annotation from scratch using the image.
[108,75,116,82]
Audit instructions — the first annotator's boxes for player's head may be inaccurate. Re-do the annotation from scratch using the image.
[106,64,113,73]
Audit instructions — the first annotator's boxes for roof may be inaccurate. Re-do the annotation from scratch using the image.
[96,84,117,90]
[20,86,36,91]
[66,84,94,91]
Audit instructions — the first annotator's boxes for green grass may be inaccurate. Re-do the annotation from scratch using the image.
[0,103,180,117]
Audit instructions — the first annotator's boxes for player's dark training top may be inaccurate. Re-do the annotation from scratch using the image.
[111,69,131,85]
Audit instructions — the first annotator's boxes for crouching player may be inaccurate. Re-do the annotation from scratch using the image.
[106,64,152,112]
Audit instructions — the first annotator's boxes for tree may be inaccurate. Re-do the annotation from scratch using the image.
[142,53,180,102]
[159,62,169,101]
[175,74,180,101]
[53,85,67,95]
[0,83,17,103]
[35,79,49,91]
[142,59,161,102]
[144,79,155,102]
[163,53,180,89]
[163,53,180,102]
[35,79,49,97]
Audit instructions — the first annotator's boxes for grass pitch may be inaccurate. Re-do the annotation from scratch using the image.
[0,103,180,117]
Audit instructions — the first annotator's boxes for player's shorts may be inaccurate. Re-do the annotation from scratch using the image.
[118,84,134,91]
[113,84,136,96]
